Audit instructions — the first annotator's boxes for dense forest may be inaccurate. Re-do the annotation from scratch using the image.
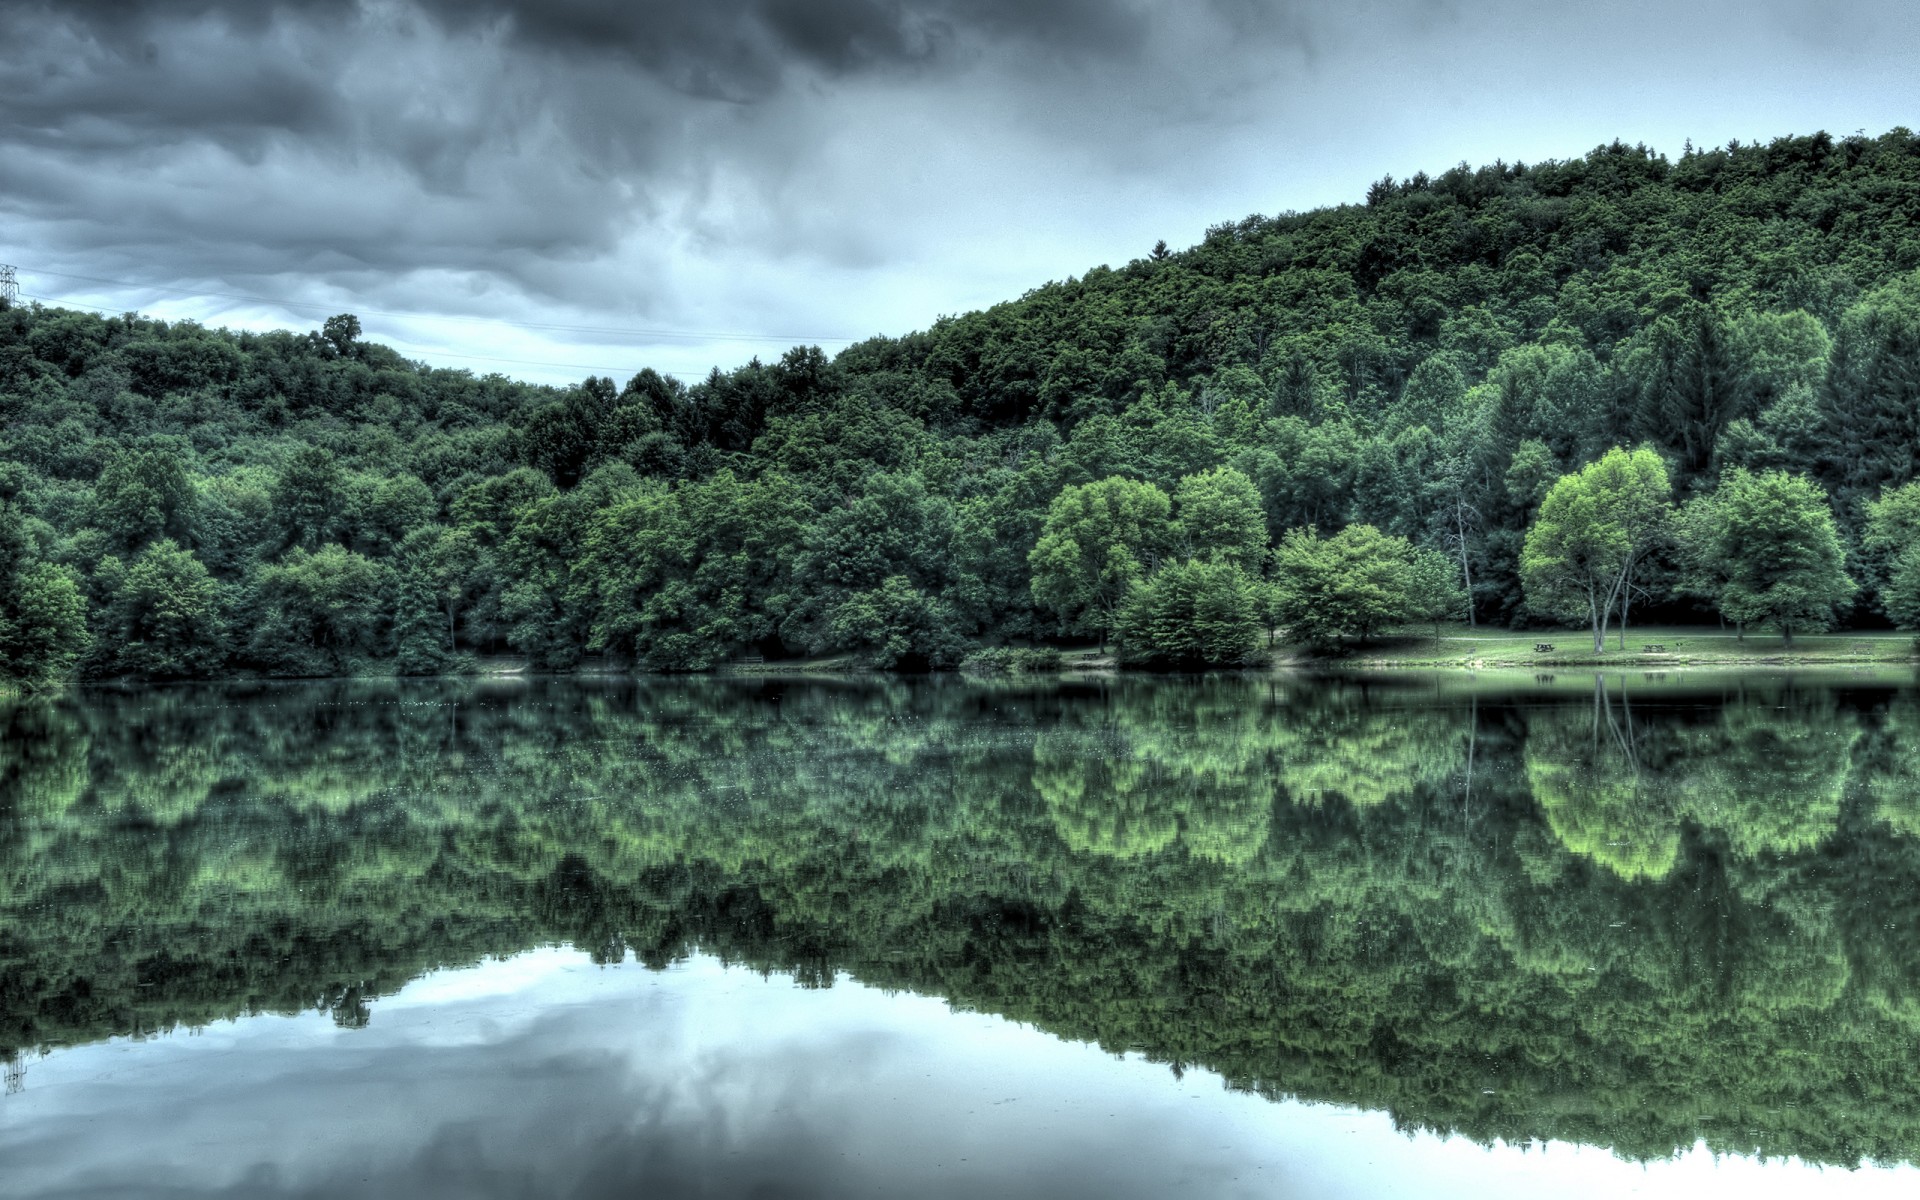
[6,128,1920,680]
[6,675,1920,1164]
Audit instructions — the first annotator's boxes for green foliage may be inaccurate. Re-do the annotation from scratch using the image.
[1029,476,1173,640]
[580,470,811,671]
[1403,544,1467,643]
[271,445,342,552]
[957,646,1063,675]
[7,129,1920,673]
[1171,466,1266,568]
[0,506,90,687]
[93,540,226,678]
[1114,559,1265,667]
[0,563,89,688]
[824,575,969,669]
[1864,481,1920,628]
[246,544,392,675]
[1520,447,1672,652]
[92,446,195,552]
[1679,469,1856,642]
[391,561,457,676]
[1271,524,1423,646]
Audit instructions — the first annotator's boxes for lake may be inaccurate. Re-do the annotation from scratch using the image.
[3,671,1919,1198]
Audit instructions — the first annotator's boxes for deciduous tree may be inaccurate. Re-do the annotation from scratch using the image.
[1029,477,1172,644]
[1678,469,1854,645]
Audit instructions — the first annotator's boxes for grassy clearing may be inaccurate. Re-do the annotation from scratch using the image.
[1323,623,1919,670]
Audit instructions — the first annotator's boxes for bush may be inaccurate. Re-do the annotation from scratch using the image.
[959,646,1064,675]
[1114,559,1264,668]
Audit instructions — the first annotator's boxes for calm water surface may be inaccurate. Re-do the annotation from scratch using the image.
[3,672,1919,1197]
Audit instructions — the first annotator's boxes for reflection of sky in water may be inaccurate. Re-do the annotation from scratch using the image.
[2,950,1912,1200]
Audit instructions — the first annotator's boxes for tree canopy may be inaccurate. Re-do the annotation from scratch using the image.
[1678,469,1855,643]
[1520,447,1671,653]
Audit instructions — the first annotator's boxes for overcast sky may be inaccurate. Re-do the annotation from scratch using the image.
[1,1,1916,386]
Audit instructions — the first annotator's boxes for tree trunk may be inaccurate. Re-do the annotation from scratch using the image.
[1455,504,1476,629]
[1590,591,1605,655]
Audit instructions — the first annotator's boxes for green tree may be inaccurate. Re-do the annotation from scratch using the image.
[400,527,484,654]
[272,446,343,551]
[1029,477,1173,644]
[785,473,972,662]
[1627,307,1754,484]
[1864,481,1920,628]
[1171,466,1267,569]
[93,446,196,552]
[0,502,90,688]
[391,562,457,676]
[0,564,89,688]
[1520,447,1672,653]
[321,313,361,356]
[352,474,436,557]
[1114,559,1264,667]
[1271,524,1416,647]
[1404,544,1467,645]
[1679,469,1855,644]
[1815,277,1920,516]
[247,545,392,674]
[824,575,969,670]
[94,540,226,679]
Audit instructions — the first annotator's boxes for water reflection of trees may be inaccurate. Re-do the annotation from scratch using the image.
[1525,676,1857,881]
[4,675,1920,1165]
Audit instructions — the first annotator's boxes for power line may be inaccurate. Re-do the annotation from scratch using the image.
[16,265,861,345]
[0,264,16,308]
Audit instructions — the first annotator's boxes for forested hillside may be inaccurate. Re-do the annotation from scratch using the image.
[5,128,1920,680]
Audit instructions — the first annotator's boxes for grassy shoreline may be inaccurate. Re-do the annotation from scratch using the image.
[1310,624,1917,671]
[40,625,1920,689]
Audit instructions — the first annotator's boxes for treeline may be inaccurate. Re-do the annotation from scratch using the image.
[7,676,1920,1163]
[5,129,1920,680]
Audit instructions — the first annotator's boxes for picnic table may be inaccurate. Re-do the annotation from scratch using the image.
[1533,643,1555,653]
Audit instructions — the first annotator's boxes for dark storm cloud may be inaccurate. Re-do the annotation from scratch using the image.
[0,0,1321,366]
[412,0,1152,93]
[0,1,1233,309]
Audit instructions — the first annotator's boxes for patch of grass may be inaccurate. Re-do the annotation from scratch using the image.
[1304,624,1919,670]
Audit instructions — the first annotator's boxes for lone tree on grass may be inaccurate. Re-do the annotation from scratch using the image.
[1677,468,1854,646]
[1520,447,1672,654]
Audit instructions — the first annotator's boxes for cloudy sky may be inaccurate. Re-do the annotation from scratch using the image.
[1,1,1915,385]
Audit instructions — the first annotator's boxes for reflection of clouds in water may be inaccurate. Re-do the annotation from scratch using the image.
[6,951,1916,1200]
[0,954,1257,1200]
